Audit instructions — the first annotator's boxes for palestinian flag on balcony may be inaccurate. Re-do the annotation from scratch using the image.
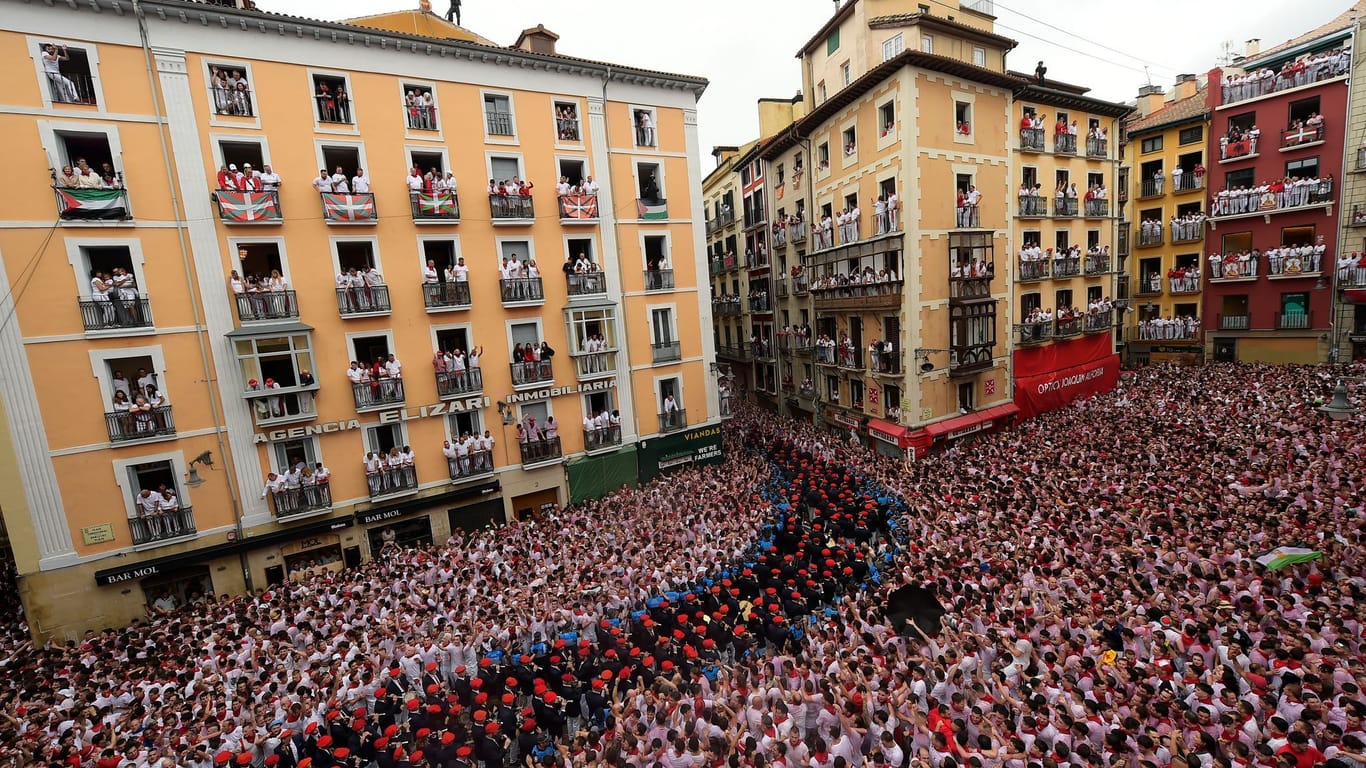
[56,188,128,220]
[216,190,281,222]
[322,193,377,222]
[637,199,668,220]
[560,193,598,219]
[418,192,457,217]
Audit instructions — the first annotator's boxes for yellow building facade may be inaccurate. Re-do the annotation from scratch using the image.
[0,0,716,637]
[1119,79,1210,364]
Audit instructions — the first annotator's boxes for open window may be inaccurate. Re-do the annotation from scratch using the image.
[235,242,287,286]
[636,162,663,205]
[841,126,857,158]
[409,149,444,176]
[125,459,190,543]
[365,423,406,456]
[817,142,830,170]
[633,107,657,147]
[554,99,581,142]
[207,63,254,117]
[321,145,361,182]
[311,73,353,124]
[335,240,378,274]
[55,129,119,184]
[558,158,586,187]
[401,82,438,131]
[878,101,896,138]
[233,332,317,426]
[435,327,473,356]
[422,239,458,275]
[217,140,265,183]
[350,334,393,370]
[954,101,972,137]
[38,41,98,106]
[1288,96,1320,126]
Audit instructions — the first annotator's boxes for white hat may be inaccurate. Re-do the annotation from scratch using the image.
[229,163,238,170]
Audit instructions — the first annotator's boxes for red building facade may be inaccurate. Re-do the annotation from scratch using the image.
[1201,49,1348,364]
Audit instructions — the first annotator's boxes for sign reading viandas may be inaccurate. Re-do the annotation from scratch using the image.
[636,424,723,484]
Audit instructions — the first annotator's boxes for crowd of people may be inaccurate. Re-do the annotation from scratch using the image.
[1169,212,1208,243]
[557,104,581,142]
[55,159,124,190]
[1,363,1364,768]
[442,432,496,480]
[1135,314,1200,340]
[1220,47,1351,104]
[408,167,459,199]
[404,90,437,131]
[260,461,333,514]
[1209,177,1333,217]
[1166,264,1201,294]
[217,163,283,193]
[313,167,371,195]
[810,267,902,297]
[488,179,536,218]
[346,356,405,407]
[1336,254,1366,286]
[510,341,555,386]
[210,66,254,117]
[108,368,170,438]
[363,445,417,496]
[499,255,543,302]
[87,268,145,328]
[1207,244,1327,280]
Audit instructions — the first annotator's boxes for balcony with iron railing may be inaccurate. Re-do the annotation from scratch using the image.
[949,344,994,375]
[1053,199,1079,218]
[651,340,682,364]
[1052,256,1082,278]
[1138,224,1164,247]
[657,409,687,433]
[1017,259,1049,282]
[1020,127,1045,151]
[510,360,555,388]
[645,269,674,291]
[1054,316,1083,338]
[716,344,752,361]
[751,339,775,359]
[837,347,864,371]
[436,366,484,399]
[320,192,377,224]
[1169,271,1202,294]
[566,272,607,298]
[1086,137,1107,158]
[814,345,836,366]
[570,349,618,381]
[869,349,902,376]
[80,295,152,332]
[1280,123,1326,150]
[1054,133,1077,155]
[749,295,772,313]
[792,226,807,244]
[105,405,175,443]
[1014,322,1054,345]
[793,273,809,294]
[1018,195,1047,218]
[1134,318,1201,342]
[1174,173,1205,194]
[558,193,599,224]
[1083,311,1114,333]
[1139,179,1164,199]
[424,281,471,311]
[1083,200,1110,218]
[490,194,534,223]
[352,378,404,412]
[214,189,282,224]
[811,279,905,310]
[1278,311,1312,330]
[366,465,418,499]
[1084,253,1111,275]
[234,290,298,322]
[55,185,132,222]
[519,436,563,466]
[950,265,994,301]
[1218,314,1250,330]
[336,284,390,316]
[128,507,196,547]
[403,100,438,131]
[410,191,460,223]
[501,277,544,306]
[1210,181,1334,220]
[1135,273,1164,296]
[712,298,743,316]
[583,426,623,453]
[47,71,99,105]
[448,450,495,483]
[270,484,333,521]
[485,110,515,136]
[955,205,982,228]
[775,278,789,298]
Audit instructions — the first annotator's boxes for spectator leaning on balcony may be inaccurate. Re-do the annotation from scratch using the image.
[258,164,281,191]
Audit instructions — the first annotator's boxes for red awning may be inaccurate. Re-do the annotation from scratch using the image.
[924,403,1020,440]
[866,418,908,442]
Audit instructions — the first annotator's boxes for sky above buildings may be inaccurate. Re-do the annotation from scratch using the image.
[268,0,1352,160]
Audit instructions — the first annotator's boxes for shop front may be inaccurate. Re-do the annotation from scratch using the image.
[279,534,345,582]
[866,418,916,460]
[905,402,1020,452]
[447,497,506,538]
[511,488,559,520]
[357,480,500,555]
[636,424,723,484]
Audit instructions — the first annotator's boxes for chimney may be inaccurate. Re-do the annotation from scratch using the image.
[1136,84,1165,117]
[512,24,560,55]
[1245,38,1261,57]
[1173,74,1198,100]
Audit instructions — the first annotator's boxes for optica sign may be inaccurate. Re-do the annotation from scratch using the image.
[1013,334,1119,419]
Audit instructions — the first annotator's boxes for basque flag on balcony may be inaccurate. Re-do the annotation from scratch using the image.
[216,190,281,222]
[560,193,598,219]
[418,192,456,217]
[56,188,128,220]
[322,193,377,222]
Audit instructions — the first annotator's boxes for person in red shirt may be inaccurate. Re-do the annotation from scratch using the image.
[1276,732,1325,768]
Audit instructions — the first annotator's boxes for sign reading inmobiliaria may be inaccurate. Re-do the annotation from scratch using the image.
[1012,333,1119,419]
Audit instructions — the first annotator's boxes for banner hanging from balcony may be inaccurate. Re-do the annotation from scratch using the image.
[560,193,599,219]
[636,424,723,484]
[637,199,668,220]
[322,193,377,222]
[216,190,281,222]
[418,192,456,217]
[1013,333,1118,419]
[56,187,128,220]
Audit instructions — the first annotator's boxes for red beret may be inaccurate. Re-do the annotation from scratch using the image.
[298,760,312,768]
[484,723,499,734]
[457,747,473,758]
[333,749,350,760]
[374,738,390,750]
[501,693,515,704]
[416,728,430,740]
[384,725,399,738]
[442,733,456,745]
[214,753,232,766]
[265,757,280,767]
[316,736,333,749]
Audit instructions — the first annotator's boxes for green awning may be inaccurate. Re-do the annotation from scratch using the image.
[567,447,639,504]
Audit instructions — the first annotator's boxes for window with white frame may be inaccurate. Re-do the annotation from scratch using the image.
[490,155,522,184]
[401,82,438,131]
[447,409,484,441]
[972,47,987,67]
[921,35,934,54]
[53,128,121,187]
[568,308,617,354]
[879,101,896,138]
[955,101,973,137]
[208,63,255,117]
[216,139,265,183]
[233,332,317,425]
[842,127,857,158]
[633,107,657,147]
[38,41,97,106]
[817,142,830,170]
[484,93,515,136]
[364,423,406,456]
[840,61,852,86]
[554,100,581,142]
[882,34,904,62]
[272,438,318,474]
[311,73,353,124]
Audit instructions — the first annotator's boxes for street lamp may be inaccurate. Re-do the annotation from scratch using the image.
[1319,382,1357,421]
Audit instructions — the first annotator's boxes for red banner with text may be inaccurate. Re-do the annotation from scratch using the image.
[1013,334,1120,419]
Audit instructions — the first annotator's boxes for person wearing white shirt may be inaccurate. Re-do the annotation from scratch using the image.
[407,167,425,194]
[423,260,440,305]
[351,169,370,194]
[157,489,180,534]
[313,169,332,193]
[346,361,366,386]
[329,168,349,194]
[258,165,282,191]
